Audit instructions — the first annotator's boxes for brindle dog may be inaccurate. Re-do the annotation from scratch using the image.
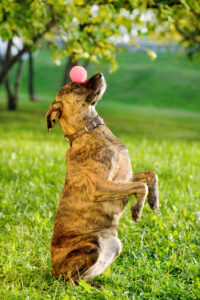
[46,73,159,283]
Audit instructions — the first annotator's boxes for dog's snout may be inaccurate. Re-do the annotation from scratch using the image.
[85,73,105,90]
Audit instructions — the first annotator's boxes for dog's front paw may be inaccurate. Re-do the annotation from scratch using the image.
[147,187,159,211]
[131,205,142,223]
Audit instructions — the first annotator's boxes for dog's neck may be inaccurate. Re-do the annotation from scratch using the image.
[64,116,104,146]
[59,105,99,136]
[83,105,99,125]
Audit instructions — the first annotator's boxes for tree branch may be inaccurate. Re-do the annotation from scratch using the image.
[174,22,199,44]
[5,39,13,61]
[0,18,56,84]
[76,0,182,9]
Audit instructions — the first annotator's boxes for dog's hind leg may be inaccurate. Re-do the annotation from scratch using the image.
[51,235,100,283]
[132,171,159,211]
[82,236,122,282]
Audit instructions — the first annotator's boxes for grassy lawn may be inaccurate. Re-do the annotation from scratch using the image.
[0,51,200,299]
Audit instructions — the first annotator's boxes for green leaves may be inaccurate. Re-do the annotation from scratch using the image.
[153,0,200,59]
[79,280,92,293]
[146,49,157,60]
[0,1,156,72]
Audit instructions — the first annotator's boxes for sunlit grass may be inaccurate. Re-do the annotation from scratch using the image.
[0,99,200,299]
[0,50,200,298]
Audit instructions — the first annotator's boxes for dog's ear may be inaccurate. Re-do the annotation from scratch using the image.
[46,101,63,131]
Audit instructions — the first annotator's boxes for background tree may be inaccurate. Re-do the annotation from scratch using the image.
[0,39,24,110]
[171,0,200,59]
[0,0,163,110]
[0,0,187,110]
[152,0,200,59]
[0,1,60,109]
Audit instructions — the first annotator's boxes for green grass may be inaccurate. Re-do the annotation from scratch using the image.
[0,51,200,299]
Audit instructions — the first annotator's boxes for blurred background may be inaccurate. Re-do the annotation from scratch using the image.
[0,0,200,140]
[0,1,200,299]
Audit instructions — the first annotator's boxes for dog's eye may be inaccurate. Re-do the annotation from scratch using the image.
[73,83,79,89]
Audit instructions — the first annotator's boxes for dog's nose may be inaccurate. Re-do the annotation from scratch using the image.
[97,73,103,78]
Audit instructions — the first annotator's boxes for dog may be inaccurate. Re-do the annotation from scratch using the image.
[46,72,159,283]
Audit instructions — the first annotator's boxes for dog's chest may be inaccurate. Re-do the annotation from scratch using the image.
[108,145,132,183]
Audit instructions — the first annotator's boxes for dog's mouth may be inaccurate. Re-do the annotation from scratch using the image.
[87,86,103,105]
[86,76,106,105]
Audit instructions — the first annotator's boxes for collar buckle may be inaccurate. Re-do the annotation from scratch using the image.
[85,123,93,132]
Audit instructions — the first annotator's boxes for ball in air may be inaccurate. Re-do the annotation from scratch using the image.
[69,66,87,83]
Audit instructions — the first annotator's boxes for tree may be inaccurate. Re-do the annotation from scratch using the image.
[151,1,200,59]
[0,38,24,109]
[171,1,200,59]
[0,1,60,109]
[1,0,185,110]
[0,0,160,110]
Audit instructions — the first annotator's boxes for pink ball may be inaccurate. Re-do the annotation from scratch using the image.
[69,66,87,83]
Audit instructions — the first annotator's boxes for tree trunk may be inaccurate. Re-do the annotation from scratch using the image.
[62,54,78,86]
[4,59,23,111]
[5,78,17,110]
[28,52,40,101]
[14,59,23,101]
[29,51,34,100]
[28,51,40,101]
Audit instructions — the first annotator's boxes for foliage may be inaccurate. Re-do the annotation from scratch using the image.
[1,0,198,110]
[0,0,154,82]
[153,0,200,58]
[48,1,149,72]
[0,0,189,82]
[0,0,162,110]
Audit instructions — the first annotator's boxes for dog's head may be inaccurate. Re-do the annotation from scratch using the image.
[46,73,106,132]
